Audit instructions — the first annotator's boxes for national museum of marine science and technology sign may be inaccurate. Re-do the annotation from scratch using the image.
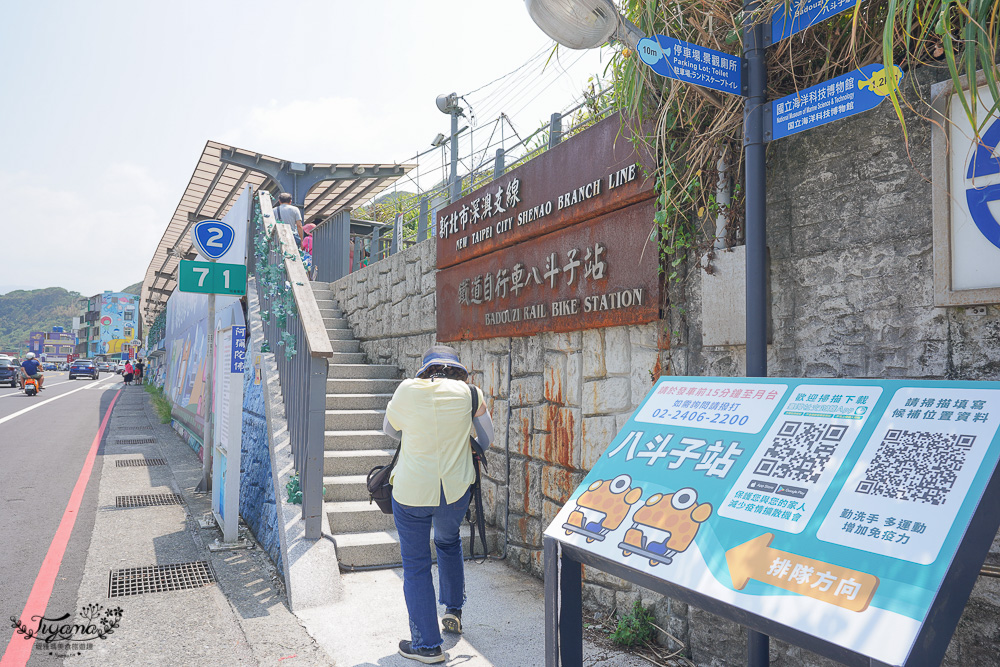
[436,114,658,341]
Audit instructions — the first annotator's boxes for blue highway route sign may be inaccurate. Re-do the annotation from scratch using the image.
[190,219,236,260]
[638,35,742,97]
[768,63,903,141]
[766,0,868,46]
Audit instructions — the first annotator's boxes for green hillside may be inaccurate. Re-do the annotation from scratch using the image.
[121,281,142,295]
[0,288,81,353]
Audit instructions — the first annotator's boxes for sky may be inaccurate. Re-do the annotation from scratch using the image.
[0,0,610,298]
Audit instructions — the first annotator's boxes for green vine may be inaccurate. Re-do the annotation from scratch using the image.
[251,197,299,360]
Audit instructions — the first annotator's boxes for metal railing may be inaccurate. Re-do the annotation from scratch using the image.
[249,191,333,539]
[310,90,616,280]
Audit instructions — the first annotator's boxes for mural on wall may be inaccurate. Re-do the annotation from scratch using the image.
[164,289,243,431]
[162,185,251,433]
[99,292,139,357]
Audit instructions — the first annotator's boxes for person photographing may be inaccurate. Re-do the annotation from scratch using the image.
[383,345,494,664]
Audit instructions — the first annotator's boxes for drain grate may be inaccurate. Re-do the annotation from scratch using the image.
[108,561,215,597]
[115,493,184,508]
[115,437,156,445]
[116,458,166,468]
[117,426,152,432]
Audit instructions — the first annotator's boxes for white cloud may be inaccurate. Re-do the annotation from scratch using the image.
[0,163,170,296]
[218,97,431,166]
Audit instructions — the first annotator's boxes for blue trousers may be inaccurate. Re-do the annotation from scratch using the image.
[392,486,471,649]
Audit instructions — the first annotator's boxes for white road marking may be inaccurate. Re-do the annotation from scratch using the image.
[0,376,118,425]
[0,380,74,398]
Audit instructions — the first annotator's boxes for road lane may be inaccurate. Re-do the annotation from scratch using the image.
[0,375,123,664]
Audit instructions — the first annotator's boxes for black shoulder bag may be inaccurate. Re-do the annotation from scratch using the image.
[367,443,400,515]
[467,385,490,561]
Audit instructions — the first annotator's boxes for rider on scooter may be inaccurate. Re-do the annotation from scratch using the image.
[20,352,44,392]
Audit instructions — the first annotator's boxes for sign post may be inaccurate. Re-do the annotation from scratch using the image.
[210,325,246,547]
[184,219,236,494]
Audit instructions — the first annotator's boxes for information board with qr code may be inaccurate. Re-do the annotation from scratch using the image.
[545,377,1000,666]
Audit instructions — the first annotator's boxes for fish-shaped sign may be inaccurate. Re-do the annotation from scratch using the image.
[637,35,743,97]
[767,63,904,142]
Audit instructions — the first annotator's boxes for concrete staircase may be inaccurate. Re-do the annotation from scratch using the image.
[310,281,493,569]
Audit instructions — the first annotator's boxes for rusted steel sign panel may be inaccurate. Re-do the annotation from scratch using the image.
[437,199,659,341]
[435,114,655,270]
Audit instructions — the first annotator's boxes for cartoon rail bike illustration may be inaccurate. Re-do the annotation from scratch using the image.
[563,474,643,543]
[618,487,712,566]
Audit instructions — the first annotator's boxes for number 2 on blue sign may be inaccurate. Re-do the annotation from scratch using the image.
[206,227,224,247]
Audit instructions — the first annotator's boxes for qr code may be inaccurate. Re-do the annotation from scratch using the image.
[856,430,976,505]
[753,420,847,484]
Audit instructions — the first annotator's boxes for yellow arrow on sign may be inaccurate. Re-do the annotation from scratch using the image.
[725,533,879,613]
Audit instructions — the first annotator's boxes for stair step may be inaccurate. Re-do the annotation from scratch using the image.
[327,378,400,393]
[326,393,393,410]
[332,528,499,569]
[328,339,361,353]
[327,352,367,364]
[318,307,345,319]
[324,448,395,476]
[323,474,370,501]
[327,328,355,341]
[325,500,396,533]
[325,430,399,451]
[326,409,386,430]
[327,364,399,379]
[324,317,350,330]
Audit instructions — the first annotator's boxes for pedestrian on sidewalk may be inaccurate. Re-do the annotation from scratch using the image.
[383,345,495,664]
[134,358,144,384]
[123,360,134,386]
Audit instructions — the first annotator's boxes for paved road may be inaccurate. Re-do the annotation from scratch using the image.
[0,371,122,664]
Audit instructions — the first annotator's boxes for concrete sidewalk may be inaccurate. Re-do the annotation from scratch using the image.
[296,560,647,667]
[51,383,649,666]
[56,384,331,667]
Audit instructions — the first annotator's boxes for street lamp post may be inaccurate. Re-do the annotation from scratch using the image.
[436,93,465,203]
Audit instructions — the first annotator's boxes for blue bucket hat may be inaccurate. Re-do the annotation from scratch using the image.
[417,345,467,378]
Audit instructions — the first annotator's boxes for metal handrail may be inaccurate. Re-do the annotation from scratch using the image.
[251,191,331,538]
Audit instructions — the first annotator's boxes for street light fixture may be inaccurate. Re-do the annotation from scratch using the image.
[523,0,642,49]
[436,92,465,203]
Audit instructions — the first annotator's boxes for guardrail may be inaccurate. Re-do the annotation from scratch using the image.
[249,191,333,539]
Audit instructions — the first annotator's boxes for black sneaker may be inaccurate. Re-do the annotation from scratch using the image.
[442,607,462,634]
[398,640,445,664]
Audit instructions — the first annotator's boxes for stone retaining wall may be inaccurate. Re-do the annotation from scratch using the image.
[328,61,1000,665]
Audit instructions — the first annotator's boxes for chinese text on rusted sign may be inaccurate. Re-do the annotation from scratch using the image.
[436,115,659,341]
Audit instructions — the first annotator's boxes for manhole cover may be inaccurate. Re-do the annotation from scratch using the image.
[116,458,166,467]
[115,494,184,508]
[108,561,215,597]
[115,437,155,445]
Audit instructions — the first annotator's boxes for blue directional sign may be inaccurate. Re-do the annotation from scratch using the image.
[638,36,742,97]
[190,219,235,260]
[965,115,1000,250]
[768,63,904,141]
[766,0,868,46]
